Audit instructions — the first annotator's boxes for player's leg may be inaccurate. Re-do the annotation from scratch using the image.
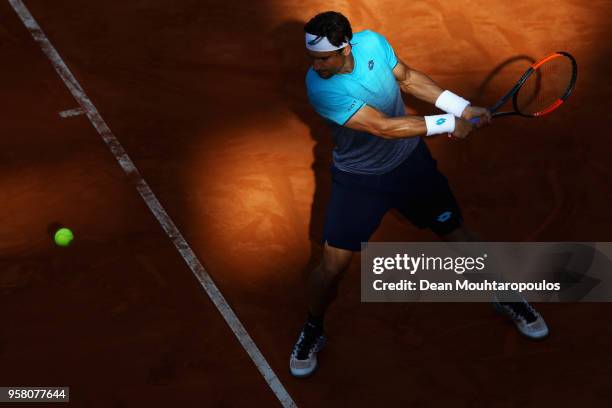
[290,169,392,378]
[395,140,549,339]
[436,224,548,339]
[290,243,352,378]
[307,242,353,319]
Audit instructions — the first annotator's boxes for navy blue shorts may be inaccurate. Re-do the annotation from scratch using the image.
[322,138,463,251]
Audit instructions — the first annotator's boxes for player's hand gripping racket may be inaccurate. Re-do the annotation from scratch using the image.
[471,51,577,125]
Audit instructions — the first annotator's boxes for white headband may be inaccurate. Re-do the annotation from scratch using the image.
[305,32,348,52]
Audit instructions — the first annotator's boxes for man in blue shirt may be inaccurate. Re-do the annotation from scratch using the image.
[290,11,549,378]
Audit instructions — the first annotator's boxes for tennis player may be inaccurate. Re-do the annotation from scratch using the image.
[290,11,549,378]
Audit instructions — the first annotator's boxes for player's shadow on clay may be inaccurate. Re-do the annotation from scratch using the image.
[471,55,537,103]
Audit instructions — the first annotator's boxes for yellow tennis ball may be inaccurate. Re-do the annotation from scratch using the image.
[54,228,74,247]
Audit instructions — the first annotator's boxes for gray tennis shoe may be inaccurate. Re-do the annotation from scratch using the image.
[493,296,549,339]
[290,323,326,378]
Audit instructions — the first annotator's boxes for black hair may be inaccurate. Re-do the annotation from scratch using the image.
[304,11,353,47]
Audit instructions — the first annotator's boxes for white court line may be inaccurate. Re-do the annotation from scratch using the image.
[59,107,85,118]
[8,1,298,407]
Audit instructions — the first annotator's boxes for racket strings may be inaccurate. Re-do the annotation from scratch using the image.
[516,56,574,116]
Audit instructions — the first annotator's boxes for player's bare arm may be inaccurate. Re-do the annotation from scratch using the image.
[344,104,425,139]
[345,101,473,140]
[392,58,492,127]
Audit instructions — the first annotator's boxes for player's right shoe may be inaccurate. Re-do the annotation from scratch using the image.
[493,295,549,340]
[289,322,326,378]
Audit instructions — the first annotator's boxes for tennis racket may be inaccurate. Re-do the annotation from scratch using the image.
[471,51,577,124]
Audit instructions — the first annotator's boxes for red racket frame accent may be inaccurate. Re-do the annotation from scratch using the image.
[531,52,563,69]
[534,99,564,116]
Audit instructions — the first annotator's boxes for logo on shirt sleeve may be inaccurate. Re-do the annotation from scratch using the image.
[368,60,375,70]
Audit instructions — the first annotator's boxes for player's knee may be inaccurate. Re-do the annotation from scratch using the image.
[321,243,353,278]
[318,263,345,283]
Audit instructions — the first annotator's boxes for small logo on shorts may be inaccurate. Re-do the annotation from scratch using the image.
[437,211,452,222]
[436,118,447,126]
[368,60,374,70]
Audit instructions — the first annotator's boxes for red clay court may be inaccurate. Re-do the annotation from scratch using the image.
[1,0,611,406]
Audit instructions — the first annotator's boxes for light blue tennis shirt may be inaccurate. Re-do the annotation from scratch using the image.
[306,30,420,175]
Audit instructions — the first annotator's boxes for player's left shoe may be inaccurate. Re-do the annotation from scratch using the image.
[493,296,549,340]
[289,322,326,378]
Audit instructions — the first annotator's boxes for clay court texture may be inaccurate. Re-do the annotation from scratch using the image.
[1,0,611,406]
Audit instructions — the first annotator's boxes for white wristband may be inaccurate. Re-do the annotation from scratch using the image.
[435,90,470,117]
[424,114,455,136]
